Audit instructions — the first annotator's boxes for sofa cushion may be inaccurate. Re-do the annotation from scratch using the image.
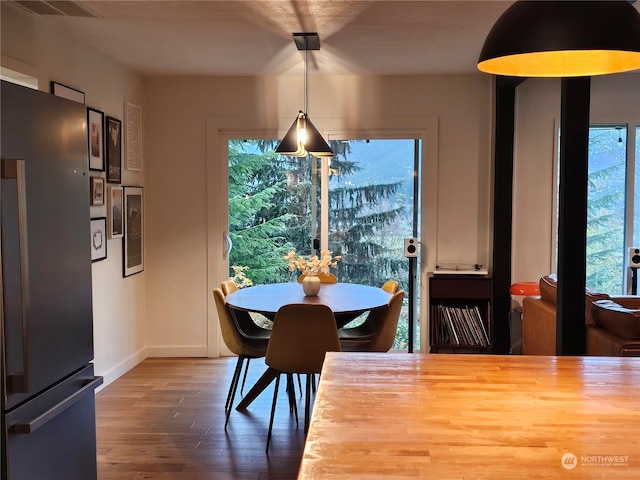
[537,274,609,325]
[592,299,640,340]
[539,274,558,305]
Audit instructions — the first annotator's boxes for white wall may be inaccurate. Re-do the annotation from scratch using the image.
[1,3,146,387]
[513,74,640,286]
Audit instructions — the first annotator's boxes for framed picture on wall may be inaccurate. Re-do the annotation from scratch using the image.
[90,217,107,262]
[108,186,123,239]
[123,186,144,277]
[87,107,105,171]
[90,176,105,206]
[125,102,142,171]
[106,116,122,184]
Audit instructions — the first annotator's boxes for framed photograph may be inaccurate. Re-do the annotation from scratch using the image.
[90,217,107,262]
[106,116,122,184]
[50,81,85,104]
[123,186,144,277]
[108,186,123,239]
[87,107,105,171]
[90,176,105,206]
[125,102,142,171]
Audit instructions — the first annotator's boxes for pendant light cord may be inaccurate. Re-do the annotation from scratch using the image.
[304,40,309,115]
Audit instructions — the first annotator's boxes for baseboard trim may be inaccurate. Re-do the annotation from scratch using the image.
[144,345,209,358]
[94,348,146,391]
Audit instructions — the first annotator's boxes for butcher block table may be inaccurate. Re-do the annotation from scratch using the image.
[299,353,640,479]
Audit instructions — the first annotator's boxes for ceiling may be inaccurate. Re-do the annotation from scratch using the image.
[12,0,640,77]
[11,0,518,76]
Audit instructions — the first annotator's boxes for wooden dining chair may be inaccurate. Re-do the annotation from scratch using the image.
[338,290,405,352]
[297,272,338,283]
[213,288,269,427]
[265,303,341,452]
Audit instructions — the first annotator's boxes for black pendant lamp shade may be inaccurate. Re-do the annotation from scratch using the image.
[275,33,333,157]
[275,111,333,157]
[478,1,640,77]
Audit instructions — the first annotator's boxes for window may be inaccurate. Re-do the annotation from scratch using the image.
[555,124,637,295]
[227,138,421,349]
[585,126,626,293]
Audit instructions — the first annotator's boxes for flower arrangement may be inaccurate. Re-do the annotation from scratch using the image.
[230,265,253,289]
[284,249,341,276]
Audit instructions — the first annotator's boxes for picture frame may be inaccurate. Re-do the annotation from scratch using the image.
[106,116,122,184]
[123,186,144,277]
[87,107,105,171]
[108,186,124,239]
[90,176,105,206]
[50,81,85,104]
[125,102,142,171]
[90,217,107,262]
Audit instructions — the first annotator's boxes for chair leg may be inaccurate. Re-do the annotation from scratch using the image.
[240,358,251,395]
[286,374,298,428]
[225,356,245,428]
[297,373,303,396]
[266,373,281,453]
[305,374,312,434]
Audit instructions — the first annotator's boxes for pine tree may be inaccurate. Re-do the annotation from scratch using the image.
[585,128,625,293]
[229,139,411,290]
[227,140,293,284]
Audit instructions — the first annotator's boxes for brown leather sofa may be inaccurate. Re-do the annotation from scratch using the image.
[522,274,640,356]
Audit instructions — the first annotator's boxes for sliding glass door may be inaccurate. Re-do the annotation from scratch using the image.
[227,138,421,350]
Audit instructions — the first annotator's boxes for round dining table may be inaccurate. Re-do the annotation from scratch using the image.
[224,282,392,410]
[225,281,392,320]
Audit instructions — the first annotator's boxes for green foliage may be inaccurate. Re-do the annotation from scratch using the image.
[585,127,626,294]
[227,141,293,284]
[228,138,417,349]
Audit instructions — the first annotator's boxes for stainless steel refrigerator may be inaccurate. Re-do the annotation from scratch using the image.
[1,80,103,479]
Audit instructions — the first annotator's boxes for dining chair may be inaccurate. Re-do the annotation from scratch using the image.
[337,280,399,337]
[220,281,272,395]
[221,279,238,296]
[297,272,338,283]
[381,279,399,294]
[265,303,341,452]
[338,290,405,352]
[213,288,269,427]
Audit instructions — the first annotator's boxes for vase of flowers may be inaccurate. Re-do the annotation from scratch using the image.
[283,249,341,296]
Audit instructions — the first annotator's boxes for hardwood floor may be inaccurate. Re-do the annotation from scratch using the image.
[96,357,306,480]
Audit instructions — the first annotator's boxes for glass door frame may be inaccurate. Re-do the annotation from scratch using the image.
[206,117,439,356]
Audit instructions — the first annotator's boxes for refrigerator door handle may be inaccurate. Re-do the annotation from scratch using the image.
[12,376,103,434]
[1,159,31,393]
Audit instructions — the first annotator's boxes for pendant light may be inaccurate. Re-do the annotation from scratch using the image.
[478,0,640,77]
[275,33,333,157]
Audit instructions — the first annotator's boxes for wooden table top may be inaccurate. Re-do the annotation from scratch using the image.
[225,282,391,316]
[299,353,640,479]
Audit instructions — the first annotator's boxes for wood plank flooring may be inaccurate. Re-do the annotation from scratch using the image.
[96,357,306,480]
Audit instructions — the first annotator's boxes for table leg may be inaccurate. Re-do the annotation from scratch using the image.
[236,367,278,410]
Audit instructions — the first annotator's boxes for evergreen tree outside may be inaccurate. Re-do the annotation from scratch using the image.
[227,138,420,349]
[585,127,626,293]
